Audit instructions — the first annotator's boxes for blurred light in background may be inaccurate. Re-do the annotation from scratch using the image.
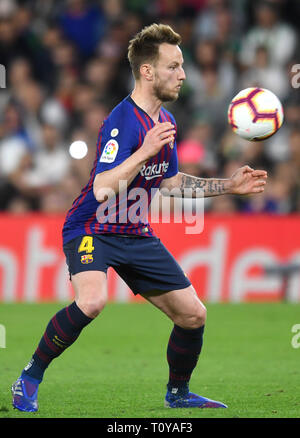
[69,140,88,159]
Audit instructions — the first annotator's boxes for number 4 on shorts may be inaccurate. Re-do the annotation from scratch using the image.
[78,236,95,253]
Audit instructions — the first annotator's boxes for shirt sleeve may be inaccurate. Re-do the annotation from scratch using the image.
[164,140,178,179]
[95,108,139,175]
[163,111,178,179]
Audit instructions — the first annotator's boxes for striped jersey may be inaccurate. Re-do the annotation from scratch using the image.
[62,95,178,245]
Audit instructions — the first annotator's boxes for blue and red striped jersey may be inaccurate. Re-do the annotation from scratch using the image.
[62,95,178,245]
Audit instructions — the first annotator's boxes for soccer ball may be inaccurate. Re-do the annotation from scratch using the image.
[228,87,284,141]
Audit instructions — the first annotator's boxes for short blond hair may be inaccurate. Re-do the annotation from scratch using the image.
[127,23,181,80]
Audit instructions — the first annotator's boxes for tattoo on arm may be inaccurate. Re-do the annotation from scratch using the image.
[179,173,229,198]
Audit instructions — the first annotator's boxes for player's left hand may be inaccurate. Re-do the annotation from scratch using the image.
[229,165,268,195]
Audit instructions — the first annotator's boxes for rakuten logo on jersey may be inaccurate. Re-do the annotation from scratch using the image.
[140,161,169,180]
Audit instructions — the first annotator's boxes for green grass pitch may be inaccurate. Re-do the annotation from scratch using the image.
[0,301,300,418]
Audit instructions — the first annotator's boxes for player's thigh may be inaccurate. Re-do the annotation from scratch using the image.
[71,270,108,318]
[142,285,206,329]
[63,235,113,318]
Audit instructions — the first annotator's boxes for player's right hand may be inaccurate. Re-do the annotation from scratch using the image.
[140,122,176,159]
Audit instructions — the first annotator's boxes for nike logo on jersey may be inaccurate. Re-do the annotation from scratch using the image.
[140,161,169,180]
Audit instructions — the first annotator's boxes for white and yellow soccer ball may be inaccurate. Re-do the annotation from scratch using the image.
[228,87,284,141]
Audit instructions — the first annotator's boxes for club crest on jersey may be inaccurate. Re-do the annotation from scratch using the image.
[110,128,119,137]
[80,254,94,264]
[100,139,119,163]
[169,138,174,149]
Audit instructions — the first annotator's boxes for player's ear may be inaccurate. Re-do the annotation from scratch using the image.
[140,63,154,81]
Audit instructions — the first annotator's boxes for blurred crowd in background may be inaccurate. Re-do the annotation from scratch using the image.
[0,0,300,216]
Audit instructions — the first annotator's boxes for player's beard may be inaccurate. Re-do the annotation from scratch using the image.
[153,76,179,103]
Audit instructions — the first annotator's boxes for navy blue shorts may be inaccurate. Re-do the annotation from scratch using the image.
[63,234,191,295]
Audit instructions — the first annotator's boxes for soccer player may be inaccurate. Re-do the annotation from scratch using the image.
[12,23,267,412]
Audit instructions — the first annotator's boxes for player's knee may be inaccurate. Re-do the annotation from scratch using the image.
[76,294,107,319]
[182,305,207,329]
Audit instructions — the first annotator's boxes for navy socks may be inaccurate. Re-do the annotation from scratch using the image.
[167,324,205,395]
[21,303,204,394]
[22,301,93,382]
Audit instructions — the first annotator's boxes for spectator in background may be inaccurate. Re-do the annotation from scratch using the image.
[220,128,273,176]
[241,175,292,214]
[67,127,94,187]
[68,102,108,188]
[53,68,78,114]
[23,123,70,190]
[6,195,31,213]
[177,138,206,177]
[82,102,108,145]
[179,0,208,13]
[59,0,106,59]
[239,157,298,215]
[55,171,83,212]
[184,39,236,139]
[50,39,79,78]
[209,194,238,213]
[283,60,300,126]
[8,57,33,89]
[0,102,37,211]
[0,103,32,178]
[84,57,115,100]
[239,45,289,101]
[239,0,297,68]
[175,138,207,214]
[0,0,52,83]
[174,14,195,64]
[101,0,124,23]
[181,117,218,173]
[213,6,241,62]
[44,36,81,94]
[193,0,245,41]
[289,129,300,172]
[10,79,45,149]
[95,18,133,103]
[70,82,98,129]
[42,24,64,52]
[1,121,71,214]
[287,129,300,212]
[40,97,69,135]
